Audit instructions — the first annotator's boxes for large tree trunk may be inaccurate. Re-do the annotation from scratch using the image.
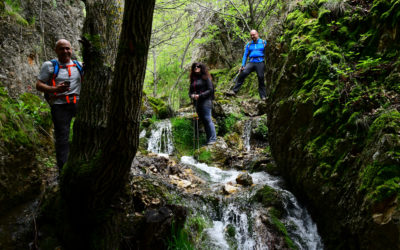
[71,0,123,161]
[60,0,155,248]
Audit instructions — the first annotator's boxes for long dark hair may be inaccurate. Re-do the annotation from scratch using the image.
[190,62,212,83]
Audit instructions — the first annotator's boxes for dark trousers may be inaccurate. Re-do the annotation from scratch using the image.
[51,104,77,171]
[195,99,217,143]
[233,62,266,98]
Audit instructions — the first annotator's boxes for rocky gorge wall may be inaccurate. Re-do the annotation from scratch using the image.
[0,0,84,98]
[0,0,84,214]
[264,0,400,249]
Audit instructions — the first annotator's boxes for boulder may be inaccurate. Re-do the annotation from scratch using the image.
[236,173,253,186]
[223,183,239,194]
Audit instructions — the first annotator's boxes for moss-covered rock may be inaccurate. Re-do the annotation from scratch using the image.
[252,185,285,215]
[264,0,400,248]
[0,87,54,214]
[147,96,174,119]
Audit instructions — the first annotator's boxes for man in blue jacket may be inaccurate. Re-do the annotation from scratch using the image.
[232,30,267,100]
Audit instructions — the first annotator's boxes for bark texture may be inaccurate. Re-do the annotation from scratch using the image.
[71,0,123,161]
[61,0,155,248]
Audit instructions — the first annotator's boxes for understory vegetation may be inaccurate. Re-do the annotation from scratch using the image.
[0,86,52,148]
[279,0,400,205]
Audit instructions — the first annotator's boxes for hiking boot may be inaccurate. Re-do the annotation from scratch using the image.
[207,140,216,145]
[226,90,237,96]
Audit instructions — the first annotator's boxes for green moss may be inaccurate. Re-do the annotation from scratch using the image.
[3,0,30,26]
[219,113,242,135]
[83,33,102,50]
[252,185,284,212]
[168,215,210,250]
[148,96,172,119]
[198,149,212,164]
[367,110,400,143]
[253,116,268,140]
[270,214,297,249]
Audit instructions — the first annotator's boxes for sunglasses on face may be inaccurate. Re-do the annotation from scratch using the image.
[195,65,201,68]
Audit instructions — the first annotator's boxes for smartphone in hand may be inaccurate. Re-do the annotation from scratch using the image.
[63,81,71,87]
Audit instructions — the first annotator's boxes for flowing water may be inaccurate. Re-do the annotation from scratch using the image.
[147,120,174,156]
[181,156,323,250]
[243,119,252,152]
[147,119,324,249]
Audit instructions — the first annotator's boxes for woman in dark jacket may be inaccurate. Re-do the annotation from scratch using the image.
[189,62,217,145]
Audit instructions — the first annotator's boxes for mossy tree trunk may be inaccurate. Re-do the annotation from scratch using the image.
[60,0,155,248]
[71,0,123,160]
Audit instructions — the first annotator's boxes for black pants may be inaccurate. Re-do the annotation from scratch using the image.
[233,62,266,99]
[51,103,77,171]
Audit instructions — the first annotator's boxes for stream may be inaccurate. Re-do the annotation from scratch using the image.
[146,119,324,249]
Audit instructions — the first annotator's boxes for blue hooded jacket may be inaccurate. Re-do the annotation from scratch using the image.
[241,38,267,66]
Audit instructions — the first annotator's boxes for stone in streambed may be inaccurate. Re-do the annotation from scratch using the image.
[236,172,253,186]
[223,183,239,194]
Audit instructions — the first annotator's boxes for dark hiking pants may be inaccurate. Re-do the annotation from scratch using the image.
[51,103,77,171]
[195,99,217,143]
[233,62,266,99]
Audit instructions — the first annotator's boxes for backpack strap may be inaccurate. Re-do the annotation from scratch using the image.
[73,60,84,77]
[47,59,83,104]
[50,59,59,88]
[50,59,60,96]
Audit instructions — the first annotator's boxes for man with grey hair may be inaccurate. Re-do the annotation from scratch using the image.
[232,29,267,100]
[36,39,83,172]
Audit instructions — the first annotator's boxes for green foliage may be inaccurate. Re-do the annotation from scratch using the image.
[280,0,400,214]
[83,33,102,50]
[168,215,209,250]
[171,117,206,156]
[253,116,268,140]
[3,0,29,26]
[0,87,51,147]
[356,56,382,72]
[220,113,243,135]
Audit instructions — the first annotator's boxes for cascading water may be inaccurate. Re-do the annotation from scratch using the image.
[147,120,174,155]
[181,156,323,250]
[243,119,252,152]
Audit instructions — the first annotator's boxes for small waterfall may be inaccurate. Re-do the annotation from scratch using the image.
[147,120,174,155]
[243,119,252,152]
[181,156,323,250]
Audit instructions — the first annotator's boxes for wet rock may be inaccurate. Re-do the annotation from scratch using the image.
[223,183,239,194]
[241,99,266,117]
[236,173,253,186]
[0,0,84,98]
[122,205,188,250]
[252,185,285,214]
[213,99,242,118]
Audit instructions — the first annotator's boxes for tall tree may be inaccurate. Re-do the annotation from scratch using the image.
[71,0,123,162]
[60,0,155,248]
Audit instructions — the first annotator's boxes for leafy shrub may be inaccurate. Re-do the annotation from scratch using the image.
[171,117,205,156]
[0,87,51,147]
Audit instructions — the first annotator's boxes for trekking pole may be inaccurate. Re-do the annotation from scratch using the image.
[195,100,200,154]
[230,69,241,92]
[192,100,196,156]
